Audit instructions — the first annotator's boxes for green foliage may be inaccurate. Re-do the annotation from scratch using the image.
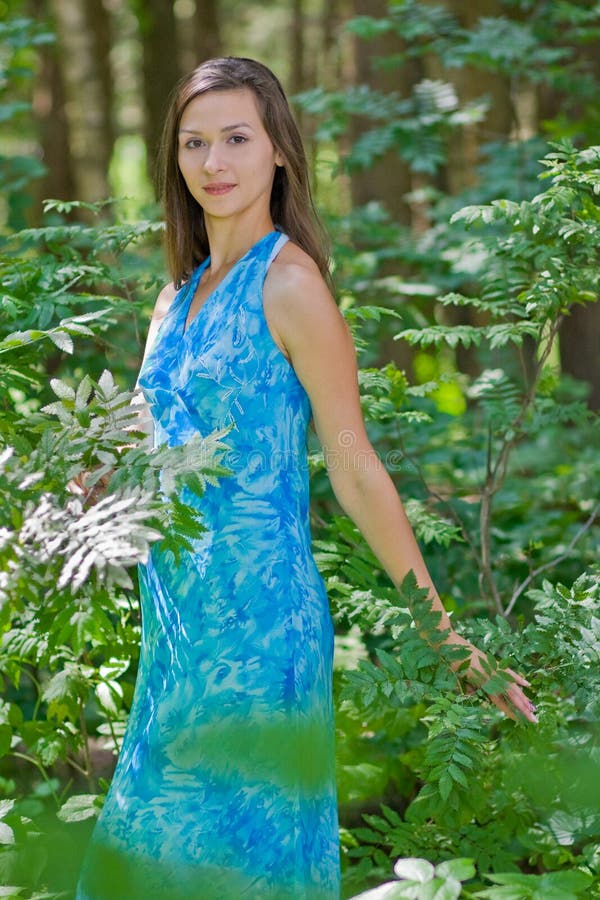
[299,81,487,175]
[313,142,600,898]
[345,143,600,619]
[444,16,571,76]
[299,0,600,182]
[0,199,165,403]
[475,868,594,899]
[3,10,600,900]
[352,856,476,899]
[350,855,595,899]
[337,567,600,897]
[0,16,53,227]
[312,143,600,898]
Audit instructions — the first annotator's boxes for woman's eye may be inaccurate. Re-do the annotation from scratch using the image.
[186,139,205,149]
[229,134,247,144]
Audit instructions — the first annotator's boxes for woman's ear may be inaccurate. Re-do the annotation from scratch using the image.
[275,150,285,168]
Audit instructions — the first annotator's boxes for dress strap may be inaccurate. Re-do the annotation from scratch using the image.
[266,231,289,267]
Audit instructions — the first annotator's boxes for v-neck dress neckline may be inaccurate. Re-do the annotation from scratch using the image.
[181,229,279,338]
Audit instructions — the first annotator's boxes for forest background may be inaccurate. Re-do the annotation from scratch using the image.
[1,0,599,897]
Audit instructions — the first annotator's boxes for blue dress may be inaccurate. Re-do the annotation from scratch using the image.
[75,230,340,899]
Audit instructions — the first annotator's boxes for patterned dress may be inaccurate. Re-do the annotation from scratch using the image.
[75,230,340,899]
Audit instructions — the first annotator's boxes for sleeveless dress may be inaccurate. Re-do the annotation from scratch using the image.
[75,229,340,899]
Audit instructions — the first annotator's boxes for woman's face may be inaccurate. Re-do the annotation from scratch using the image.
[177,88,283,224]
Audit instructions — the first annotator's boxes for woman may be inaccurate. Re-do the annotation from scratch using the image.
[76,57,536,900]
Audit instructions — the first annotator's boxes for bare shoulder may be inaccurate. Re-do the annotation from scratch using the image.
[152,282,179,322]
[264,240,338,321]
[263,240,353,362]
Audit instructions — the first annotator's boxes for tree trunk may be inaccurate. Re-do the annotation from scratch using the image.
[192,0,222,64]
[177,0,222,82]
[320,0,356,98]
[320,0,342,88]
[425,0,516,379]
[132,0,180,178]
[31,0,76,217]
[432,0,514,197]
[349,0,419,226]
[289,0,312,154]
[559,304,600,410]
[84,0,115,155]
[48,0,114,204]
[348,0,424,377]
[290,0,306,95]
[537,40,600,410]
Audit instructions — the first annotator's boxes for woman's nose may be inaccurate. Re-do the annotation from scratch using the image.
[203,144,225,174]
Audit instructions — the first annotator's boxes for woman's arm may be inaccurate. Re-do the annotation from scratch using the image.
[264,248,537,723]
[131,281,180,446]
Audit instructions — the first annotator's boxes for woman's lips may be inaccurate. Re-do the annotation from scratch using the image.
[204,183,236,195]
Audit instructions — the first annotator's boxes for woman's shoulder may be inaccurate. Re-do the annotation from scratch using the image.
[152,281,179,322]
[263,236,353,377]
[267,238,329,302]
[264,237,346,353]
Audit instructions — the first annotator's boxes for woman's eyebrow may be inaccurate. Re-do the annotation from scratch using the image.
[179,122,255,134]
[222,122,254,132]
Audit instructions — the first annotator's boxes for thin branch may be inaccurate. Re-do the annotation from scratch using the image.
[12,751,61,807]
[490,316,562,488]
[66,754,93,779]
[479,314,564,614]
[105,709,122,758]
[479,426,504,615]
[78,696,94,784]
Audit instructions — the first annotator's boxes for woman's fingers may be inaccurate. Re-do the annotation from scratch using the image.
[67,470,111,506]
[487,679,537,724]
[506,684,538,723]
[463,648,537,724]
[487,683,537,723]
[498,668,537,722]
[504,667,531,688]
[489,692,517,722]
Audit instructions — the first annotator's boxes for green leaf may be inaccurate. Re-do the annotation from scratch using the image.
[74,374,94,410]
[394,858,435,883]
[0,822,15,845]
[56,793,103,823]
[438,772,453,803]
[537,871,593,893]
[448,764,468,788]
[450,204,497,226]
[351,882,410,899]
[427,878,462,900]
[0,799,15,820]
[48,329,74,354]
[0,724,11,759]
[49,378,76,401]
[436,859,476,881]
[97,369,117,398]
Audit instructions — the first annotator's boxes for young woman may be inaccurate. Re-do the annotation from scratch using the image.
[76,57,536,900]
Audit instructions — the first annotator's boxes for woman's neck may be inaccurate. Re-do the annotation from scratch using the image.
[203,211,275,276]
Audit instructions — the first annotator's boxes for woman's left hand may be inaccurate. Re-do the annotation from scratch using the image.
[451,637,538,724]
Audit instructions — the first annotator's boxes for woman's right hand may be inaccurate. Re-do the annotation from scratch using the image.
[67,469,111,506]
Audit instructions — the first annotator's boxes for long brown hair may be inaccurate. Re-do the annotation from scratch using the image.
[156,57,331,288]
